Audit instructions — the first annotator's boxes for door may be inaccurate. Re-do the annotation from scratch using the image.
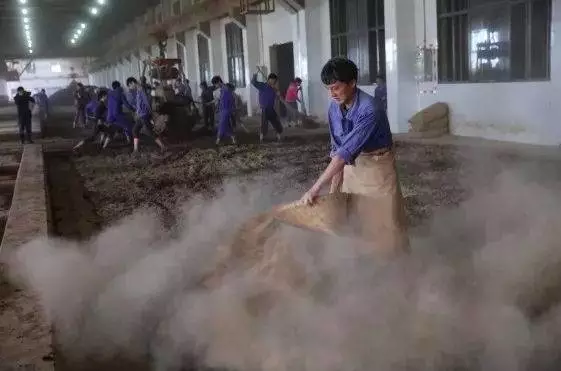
[269,42,295,118]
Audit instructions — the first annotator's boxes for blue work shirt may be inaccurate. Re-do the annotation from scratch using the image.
[219,86,235,114]
[251,74,276,109]
[85,100,98,117]
[134,88,152,119]
[328,88,392,164]
[33,92,49,110]
[374,84,387,111]
[107,87,134,120]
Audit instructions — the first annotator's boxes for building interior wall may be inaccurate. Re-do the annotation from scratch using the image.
[86,0,560,145]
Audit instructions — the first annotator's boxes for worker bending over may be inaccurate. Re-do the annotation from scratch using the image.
[73,90,112,151]
[301,57,408,253]
[13,87,35,144]
[107,81,134,144]
[251,69,283,142]
[126,77,166,153]
[211,75,236,145]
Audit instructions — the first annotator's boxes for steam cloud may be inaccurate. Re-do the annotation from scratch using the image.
[7,172,561,370]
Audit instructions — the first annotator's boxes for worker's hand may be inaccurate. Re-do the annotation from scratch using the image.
[300,185,320,206]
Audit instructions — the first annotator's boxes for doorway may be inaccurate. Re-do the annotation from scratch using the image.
[269,42,294,118]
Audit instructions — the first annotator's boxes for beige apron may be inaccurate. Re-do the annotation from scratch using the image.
[341,150,409,254]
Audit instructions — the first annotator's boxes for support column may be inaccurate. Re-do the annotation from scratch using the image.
[384,0,418,133]
[245,15,262,116]
[0,78,8,102]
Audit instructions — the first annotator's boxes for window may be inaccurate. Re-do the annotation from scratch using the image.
[50,63,62,73]
[437,0,551,83]
[197,34,211,83]
[329,0,385,84]
[225,22,246,88]
[172,0,181,16]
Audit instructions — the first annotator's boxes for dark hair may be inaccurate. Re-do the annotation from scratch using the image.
[211,75,222,85]
[320,57,358,85]
[267,73,278,80]
[200,81,208,88]
[17,86,24,92]
[97,89,108,100]
[40,88,46,93]
[226,82,235,91]
[140,76,147,82]
[126,77,138,86]
[295,78,302,84]
[111,81,121,89]
[77,83,84,88]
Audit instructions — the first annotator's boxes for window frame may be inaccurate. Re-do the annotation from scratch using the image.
[329,0,385,84]
[437,0,551,84]
[197,34,211,84]
[224,22,246,88]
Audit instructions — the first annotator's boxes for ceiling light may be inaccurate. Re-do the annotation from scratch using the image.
[29,49,33,54]
[90,7,99,15]
[97,0,106,4]
[23,17,29,23]
[24,24,30,30]
[80,23,86,29]
[21,8,28,15]
[19,0,27,4]
[71,39,76,44]
[76,29,83,35]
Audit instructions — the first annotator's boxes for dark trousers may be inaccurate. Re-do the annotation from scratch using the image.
[133,116,157,139]
[203,104,215,128]
[74,106,86,127]
[230,112,237,130]
[18,115,32,142]
[261,107,283,136]
[84,123,113,143]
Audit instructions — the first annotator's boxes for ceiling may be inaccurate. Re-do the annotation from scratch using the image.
[0,0,161,59]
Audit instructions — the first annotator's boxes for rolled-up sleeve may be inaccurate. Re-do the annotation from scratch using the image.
[334,108,377,164]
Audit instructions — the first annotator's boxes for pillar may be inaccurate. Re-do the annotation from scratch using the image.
[384,0,418,133]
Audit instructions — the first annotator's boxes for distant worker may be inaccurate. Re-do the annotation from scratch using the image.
[32,88,49,122]
[13,87,35,144]
[107,81,134,143]
[211,75,236,145]
[73,82,89,128]
[126,77,167,154]
[226,82,243,130]
[85,88,100,127]
[374,75,387,112]
[251,69,283,142]
[285,77,302,126]
[300,57,408,253]
[199,81,215,129]
[73,89,112,151]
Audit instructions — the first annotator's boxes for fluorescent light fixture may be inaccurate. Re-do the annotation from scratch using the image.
[23,17,29,23]
[24,24,30,30]
[29,49,33,54]
[21,8,28,15]
[19,0,27,4]
[80,23,86,29]
[76,29,82,35]
[90,7,99,15]
[97,0,106,4]
[71,39,76,44]
[25,31,30,38]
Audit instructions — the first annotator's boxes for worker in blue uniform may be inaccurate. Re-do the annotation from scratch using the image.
[251,70,283,142]
[211,75,236,145]
[126,77,166,154]
[301,57,408,253]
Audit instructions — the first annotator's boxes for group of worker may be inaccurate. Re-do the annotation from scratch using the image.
[72,79,166,154]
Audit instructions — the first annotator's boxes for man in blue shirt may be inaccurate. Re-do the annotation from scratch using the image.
[251,70,283,142]
[107,81,134,144]
[126,77,167,153]
[33,89,49,122]
[211,75,236,145]
[374,75,387,112]
[301,57,407,252]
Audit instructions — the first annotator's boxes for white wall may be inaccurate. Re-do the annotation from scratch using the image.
[413,0,561,145]
[7,58,90,98]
